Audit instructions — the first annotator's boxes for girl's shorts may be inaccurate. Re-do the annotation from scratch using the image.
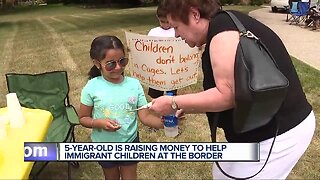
[98,135,140,169]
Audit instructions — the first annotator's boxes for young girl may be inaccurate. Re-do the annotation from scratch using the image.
[79,35,163,180]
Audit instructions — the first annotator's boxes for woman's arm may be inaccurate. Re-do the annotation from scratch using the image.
[151,31,239,115]
[138,108,164,129]
[79,103,121,131]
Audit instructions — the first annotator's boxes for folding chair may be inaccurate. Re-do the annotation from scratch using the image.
[286,1,299,22]
[290,1,310,25]
[305,5,320,29]
[5,71,80,179]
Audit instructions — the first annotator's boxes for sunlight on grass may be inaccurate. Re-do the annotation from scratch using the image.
[0,4,318,179]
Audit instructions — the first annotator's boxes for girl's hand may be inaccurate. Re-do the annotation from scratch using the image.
[138,108,164,129]
[94,119,121,131]
[175,109,185,119]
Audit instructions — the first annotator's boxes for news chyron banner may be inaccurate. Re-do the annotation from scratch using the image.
[125,32,201,91]
[24,143,259,162]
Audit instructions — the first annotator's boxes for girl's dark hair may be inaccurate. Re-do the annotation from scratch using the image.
[88,35,125,79]
[162,0,221,25]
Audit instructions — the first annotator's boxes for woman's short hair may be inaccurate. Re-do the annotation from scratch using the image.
[162,0,221,25]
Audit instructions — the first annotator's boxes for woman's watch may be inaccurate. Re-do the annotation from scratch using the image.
[171,97,178,111]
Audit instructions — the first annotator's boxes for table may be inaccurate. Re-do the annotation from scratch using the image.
[0,107,53,179]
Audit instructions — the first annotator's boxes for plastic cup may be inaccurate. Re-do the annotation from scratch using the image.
[6,93,25,128]
[0,117,7,139]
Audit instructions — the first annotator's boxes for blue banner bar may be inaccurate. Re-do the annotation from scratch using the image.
[24,143,58,161]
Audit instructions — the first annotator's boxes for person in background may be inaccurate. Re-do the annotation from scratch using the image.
[79,35,163,180]
[147,2,179,132]
[147,2,177,99]
[150,0,315,179]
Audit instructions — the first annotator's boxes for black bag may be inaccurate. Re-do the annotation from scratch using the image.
[224,11,289,133]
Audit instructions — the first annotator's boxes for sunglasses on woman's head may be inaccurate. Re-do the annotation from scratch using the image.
[99,57,128,71]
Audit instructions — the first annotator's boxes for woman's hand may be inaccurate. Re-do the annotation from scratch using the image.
[94,119,121,132]
[150,95,175,116]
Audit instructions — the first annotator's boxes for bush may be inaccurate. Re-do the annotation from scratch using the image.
[250,0,264,5]
[220,0,240,5]
[127,0,142,6]
[82,0,142,6]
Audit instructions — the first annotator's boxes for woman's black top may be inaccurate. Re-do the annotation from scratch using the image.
[202,10,312,142]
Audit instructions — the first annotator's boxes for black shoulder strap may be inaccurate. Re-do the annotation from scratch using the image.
[221,11,247,33]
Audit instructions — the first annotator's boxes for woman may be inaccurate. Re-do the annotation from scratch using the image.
[150,0,315,179]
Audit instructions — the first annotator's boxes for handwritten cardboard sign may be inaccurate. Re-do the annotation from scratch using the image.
[125,32,201,91]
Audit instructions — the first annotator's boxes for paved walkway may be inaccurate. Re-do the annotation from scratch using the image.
[249,7,320,70]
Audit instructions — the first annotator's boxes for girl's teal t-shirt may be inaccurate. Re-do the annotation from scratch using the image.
[81,76,147,142]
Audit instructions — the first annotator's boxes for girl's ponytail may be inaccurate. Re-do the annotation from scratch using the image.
[88,65,101,79]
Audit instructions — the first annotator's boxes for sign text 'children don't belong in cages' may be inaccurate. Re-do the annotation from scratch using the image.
[125,32,201,91]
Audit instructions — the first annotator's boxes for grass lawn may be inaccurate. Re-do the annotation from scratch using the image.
[0,4,319,179]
